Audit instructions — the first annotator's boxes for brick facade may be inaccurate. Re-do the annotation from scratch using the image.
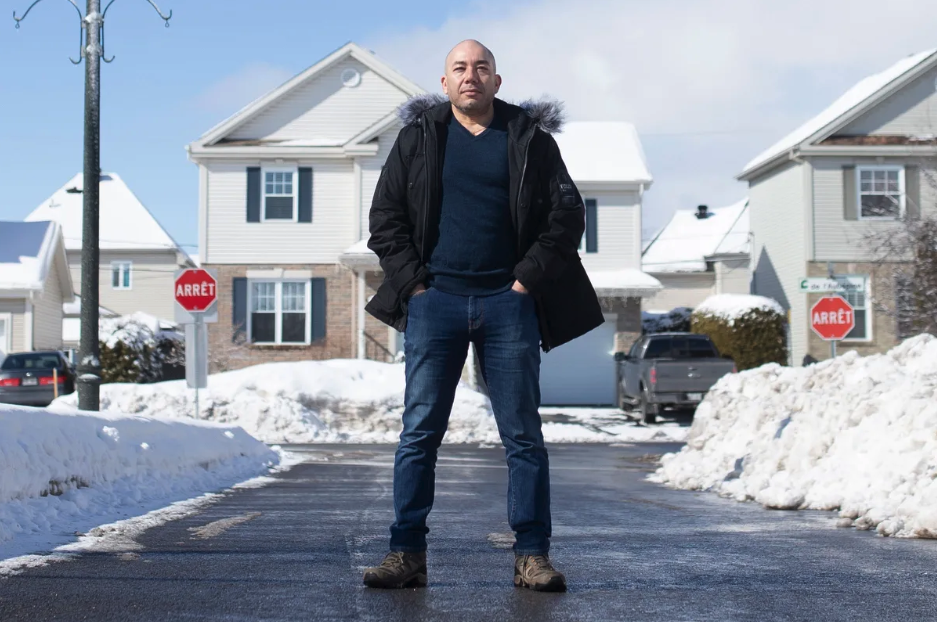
[205,264,352,372]
[805,261,906,361]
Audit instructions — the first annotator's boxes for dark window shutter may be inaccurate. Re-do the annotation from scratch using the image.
[311,278,327,342]
[905,165,920,220]
[585,198,598,253]
[232,277,248,343]
[843,166,858,221]
[246,167,261,223]
[298,168,313,223]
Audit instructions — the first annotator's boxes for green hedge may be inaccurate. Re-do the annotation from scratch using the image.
[691,308,787,371]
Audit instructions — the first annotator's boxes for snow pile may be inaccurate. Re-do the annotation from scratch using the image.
[57,359,493,444]
[0,405,279,559]
[693,294,784,325]
[653,335,937,538]
[55,359,688,445]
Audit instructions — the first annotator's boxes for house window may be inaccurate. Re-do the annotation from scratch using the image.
[111,262,132,290]
[0,313,10,355]
[858,166,904,220]
[579,198,597,253]
[838,275,871,341]
[248,280,310,345]
[263,169,296,221]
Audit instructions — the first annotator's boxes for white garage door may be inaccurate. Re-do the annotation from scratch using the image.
[539,318,618,406]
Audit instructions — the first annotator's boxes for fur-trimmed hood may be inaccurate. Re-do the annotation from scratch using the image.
[396,93,565,134]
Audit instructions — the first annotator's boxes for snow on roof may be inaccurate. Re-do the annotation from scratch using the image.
[741,49,937,177]
[693,294,784,324]
[339,238,379,268]
[642,198,749,273]
[63,295,119,317]
[588,268,662,297]
[554,122,652,184]
[0,221,57,290]
[25,173,182,252]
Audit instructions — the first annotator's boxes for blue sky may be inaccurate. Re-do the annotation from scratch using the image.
[2,0,937,255]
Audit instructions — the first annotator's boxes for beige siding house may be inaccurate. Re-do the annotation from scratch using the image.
[0,221,74,358]
[25,173,195,341]
[188,42,661,405]
[642,199,751,311]
[740,49,937,365]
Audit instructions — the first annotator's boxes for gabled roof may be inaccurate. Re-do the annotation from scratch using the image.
[554,122,652,185]
[642,198,749,273]
[740,49,937,180]
[26,173,187,254]
[190,42,424,152]
[0,220,74,298]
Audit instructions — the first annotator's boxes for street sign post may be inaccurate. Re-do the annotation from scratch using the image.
[810,295,855,358]
[174,269,218,419]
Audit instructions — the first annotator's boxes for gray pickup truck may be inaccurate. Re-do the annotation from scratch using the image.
[614,333,736,424]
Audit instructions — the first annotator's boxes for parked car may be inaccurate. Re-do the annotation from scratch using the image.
[0,351,77,407]
[615,333,736,424]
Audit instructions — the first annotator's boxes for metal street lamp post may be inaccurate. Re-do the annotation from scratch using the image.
[14,0,172,410]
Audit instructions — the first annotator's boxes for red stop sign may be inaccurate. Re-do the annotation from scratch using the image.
[811,295,855,341]
[175,269,217,313]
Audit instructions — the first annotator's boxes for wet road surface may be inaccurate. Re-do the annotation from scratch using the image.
[2,443,937,621]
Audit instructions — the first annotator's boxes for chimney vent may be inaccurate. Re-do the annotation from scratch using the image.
[696,204,709,219]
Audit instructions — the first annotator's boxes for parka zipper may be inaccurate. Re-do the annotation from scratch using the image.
[514,129,533,258]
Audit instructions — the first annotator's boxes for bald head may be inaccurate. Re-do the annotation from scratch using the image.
[445,39,496,73]
[441,39,501,117]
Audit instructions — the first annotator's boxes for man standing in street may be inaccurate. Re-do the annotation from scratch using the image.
[362,40,604,592]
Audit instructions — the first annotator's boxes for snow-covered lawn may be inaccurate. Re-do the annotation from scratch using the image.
[653,335,937,538]
[55,359,689,445]
[0,406,280,564]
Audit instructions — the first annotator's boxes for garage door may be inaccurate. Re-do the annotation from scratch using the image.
[539,317,617,406]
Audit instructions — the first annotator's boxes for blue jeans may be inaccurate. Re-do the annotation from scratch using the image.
[390,287,551,555]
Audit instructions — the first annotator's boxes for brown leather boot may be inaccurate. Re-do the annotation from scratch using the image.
[362,551,428,589]
[514,554,567,592]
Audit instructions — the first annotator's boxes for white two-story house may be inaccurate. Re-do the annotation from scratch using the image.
[26,173,195,329]
[187,42,661,405]
[741,49,937,365]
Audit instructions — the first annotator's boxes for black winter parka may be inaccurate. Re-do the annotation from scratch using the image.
[365,94,604,352]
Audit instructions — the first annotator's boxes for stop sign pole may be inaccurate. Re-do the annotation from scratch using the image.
[174,269,218,419]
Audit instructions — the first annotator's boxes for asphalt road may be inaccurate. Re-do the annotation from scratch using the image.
[3,443,937,621]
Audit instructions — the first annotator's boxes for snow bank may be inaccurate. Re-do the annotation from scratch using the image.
[0,406,278,559]
[55,359,688,445]
[56,359,492,444]
[693,294,784,325]
[653,335,937,538]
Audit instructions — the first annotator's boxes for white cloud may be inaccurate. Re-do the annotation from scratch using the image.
[193,62,294,118]
[367,0,937,232]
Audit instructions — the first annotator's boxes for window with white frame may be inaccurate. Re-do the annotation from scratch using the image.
[858,166,904,220]
[578,198,597,253]
[839,275,871,341]
[263,169,296,221]
[111,261,132,290]
[249,280,309,345]
[0,313,10,355]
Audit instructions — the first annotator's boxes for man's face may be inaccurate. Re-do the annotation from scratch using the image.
[442,43,501,114]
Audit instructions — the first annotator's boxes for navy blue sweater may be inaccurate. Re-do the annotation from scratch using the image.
[427,113,516,296]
